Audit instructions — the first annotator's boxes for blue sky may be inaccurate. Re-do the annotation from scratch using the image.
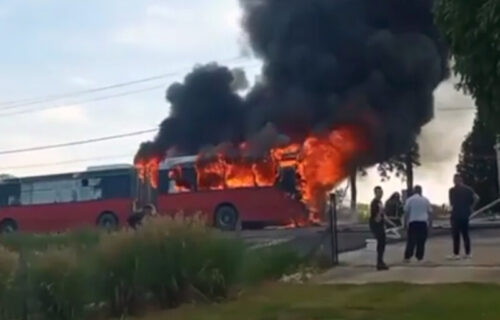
[0,0,476,204]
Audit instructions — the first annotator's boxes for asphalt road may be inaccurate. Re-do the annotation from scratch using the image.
[239,220,500,260]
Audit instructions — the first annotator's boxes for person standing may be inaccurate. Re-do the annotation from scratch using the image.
[448,174,480,260]
[385,192,404,226]
[370,186,389,271]
[403,185,432,263]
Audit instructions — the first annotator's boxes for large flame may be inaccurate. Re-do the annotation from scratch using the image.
[298,126,364,221]
[136,125,366,224]
[136,157,160,189]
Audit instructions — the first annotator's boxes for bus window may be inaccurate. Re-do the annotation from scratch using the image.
[167,166,195,194]
[278,167,301,200]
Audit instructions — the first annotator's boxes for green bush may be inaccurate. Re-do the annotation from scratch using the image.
[30,248,88,320]
[133,216,245,308]
[96,230,143,317]
[0,246,19,319]
[0,215,307,319]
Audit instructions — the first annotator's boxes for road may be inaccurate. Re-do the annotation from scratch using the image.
[239,219,500,259]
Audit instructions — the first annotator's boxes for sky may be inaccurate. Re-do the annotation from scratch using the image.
[0,0,476,205]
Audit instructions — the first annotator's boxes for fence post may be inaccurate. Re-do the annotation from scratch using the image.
[328,193,339,266]
[495,135,500,197]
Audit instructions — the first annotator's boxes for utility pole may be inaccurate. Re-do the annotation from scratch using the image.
[495,135,500,196]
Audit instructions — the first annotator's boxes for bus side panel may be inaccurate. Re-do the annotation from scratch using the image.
[157,187,307,225]
[0,198,132,233]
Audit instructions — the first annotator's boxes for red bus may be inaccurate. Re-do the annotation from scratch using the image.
[148,156,308,231]
[0,165,135,233]
[0,157,307,233]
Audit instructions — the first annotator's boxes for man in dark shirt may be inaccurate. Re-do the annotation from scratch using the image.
[370,186,389,270]
[448,174,479,259]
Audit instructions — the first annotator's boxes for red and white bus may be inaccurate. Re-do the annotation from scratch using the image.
[0,165,135,233]
[150,156,307,231]
[0,157,307,233]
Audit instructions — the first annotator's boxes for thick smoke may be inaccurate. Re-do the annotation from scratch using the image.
[136,0,449,165]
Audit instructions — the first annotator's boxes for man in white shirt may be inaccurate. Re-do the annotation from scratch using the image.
[403,185,433,262]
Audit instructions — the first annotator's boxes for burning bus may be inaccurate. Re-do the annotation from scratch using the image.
[0,126,361,234]
[135,125,366,230]
[136,154,307,231]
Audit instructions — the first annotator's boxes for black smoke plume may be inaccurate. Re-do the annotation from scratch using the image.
[136,0,449,165]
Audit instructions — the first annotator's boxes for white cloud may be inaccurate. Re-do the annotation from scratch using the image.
[39,105,89,124]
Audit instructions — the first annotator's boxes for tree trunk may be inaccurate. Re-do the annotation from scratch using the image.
[405,152,414,195]
[349,169,357,212]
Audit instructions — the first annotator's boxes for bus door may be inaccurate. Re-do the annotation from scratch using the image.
[134,168,158,211]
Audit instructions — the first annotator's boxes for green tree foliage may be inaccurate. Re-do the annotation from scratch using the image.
[457,116,499,208]
[435,0,500,130]
[377,142,421,193]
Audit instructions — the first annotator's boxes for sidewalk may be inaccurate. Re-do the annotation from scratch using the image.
[316,230,500,284]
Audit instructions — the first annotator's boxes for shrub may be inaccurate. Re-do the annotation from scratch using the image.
[96,230,143,316]
[191,236,245,300]
[134,215,245,308]
[30,248,88,320]
[0,246,19,318]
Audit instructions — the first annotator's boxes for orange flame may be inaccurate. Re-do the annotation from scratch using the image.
[196,153,226,190]
[252,159,278,187]
[135,157,160,189]
[298,126,364,221]
[137,125,366,224]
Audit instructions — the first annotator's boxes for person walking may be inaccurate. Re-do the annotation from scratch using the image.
[403,185,432,263]
[448,174,479,260]
[370,186,389,271]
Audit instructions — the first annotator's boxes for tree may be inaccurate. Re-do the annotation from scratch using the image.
[435,0,500,131]
[377,142,421,195]
[349,167,367,212]
[457,115,499,208]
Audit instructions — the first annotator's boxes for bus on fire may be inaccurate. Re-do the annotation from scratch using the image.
[0,157,307,233]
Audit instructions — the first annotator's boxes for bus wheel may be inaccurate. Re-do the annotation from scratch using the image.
[214,205,239,231]
[97,212,119,230]
[0,219,18,234]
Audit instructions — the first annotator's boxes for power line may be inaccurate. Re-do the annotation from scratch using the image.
[0,85,165,118]
[0,57,256,110]
[0,128,158,156]
[0,76,169,111]
[0,62,261,118]
[0,154,133,171]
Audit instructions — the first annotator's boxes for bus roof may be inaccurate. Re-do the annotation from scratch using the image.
[86,164,133,171]
[160,156,197,170]
[0,166,134,185]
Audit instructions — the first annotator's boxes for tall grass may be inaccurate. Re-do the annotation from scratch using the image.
[241,245,303,285]
[0,246,19,319]
[97,230,143,316]
[30,248,89,320]
[0,228,100,252]
[0,215,304,319]
[97,215,246,315]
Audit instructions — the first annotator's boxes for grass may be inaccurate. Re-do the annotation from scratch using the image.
[0,215,305,319]
[133,283,500,320]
